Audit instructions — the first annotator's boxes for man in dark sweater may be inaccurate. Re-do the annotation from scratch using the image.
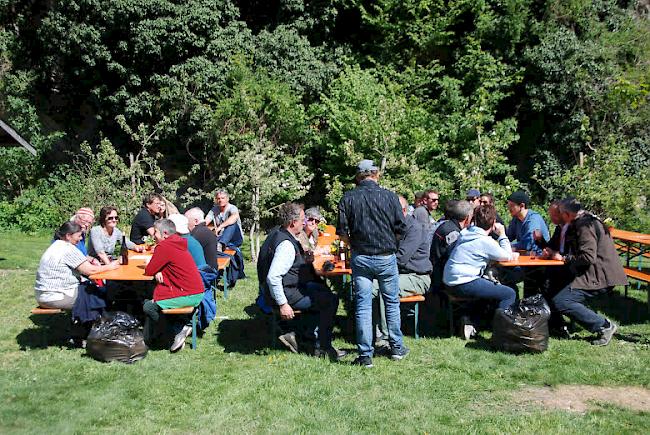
[373,196,433,343]
[258,202,342,360]
[547,198,628,346]
[430,200,474,293]
[337,159,408,367]
[185,207,218,270]
[130,193,163,244]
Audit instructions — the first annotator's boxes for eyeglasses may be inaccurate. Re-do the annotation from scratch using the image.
[106,216,119,222]
[479,200,490,205]
[307,218,320,223]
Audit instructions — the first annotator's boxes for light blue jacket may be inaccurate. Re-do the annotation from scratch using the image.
[443,226,514,286]
[506,210,550,254]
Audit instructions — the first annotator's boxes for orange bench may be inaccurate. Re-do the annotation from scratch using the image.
[400,294,426,339]
[161,306,198,350]
[623,267,650,310]
[30,307,67,346]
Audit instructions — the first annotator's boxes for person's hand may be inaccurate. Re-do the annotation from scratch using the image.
[107,260,120,270]
[155,272,164,284]
[533,229,543,241]
[550,252,564,261]
[542,247,556,259]
[88,257,100,266]
[279,303,294,320]
[304,250,314,264]
[493,222,506,237]
[134,245,144,253]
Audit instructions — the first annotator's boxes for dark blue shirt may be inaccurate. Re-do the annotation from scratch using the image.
[336,179,406,256]
[397,216,432,274]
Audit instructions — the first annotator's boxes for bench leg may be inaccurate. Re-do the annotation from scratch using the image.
[223,268,229,300]
[414,302,420,340]
[191,310,197,350]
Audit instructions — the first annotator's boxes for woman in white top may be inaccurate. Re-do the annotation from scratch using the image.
[35,222,119,310]
[88,206,143,264]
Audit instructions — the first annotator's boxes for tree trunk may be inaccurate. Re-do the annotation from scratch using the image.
[129,152,137,197]
[250,185,261,263]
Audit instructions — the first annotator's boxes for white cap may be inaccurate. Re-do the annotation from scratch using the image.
[167,213,189,234]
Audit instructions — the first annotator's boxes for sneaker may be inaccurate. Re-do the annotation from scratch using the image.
[390,346,410,361]
[314,347,348,361]
[278,332,298,353]
[592,320,618,346]
[170,325,192,353]
[351,355,374,368]
[460,316,476,340]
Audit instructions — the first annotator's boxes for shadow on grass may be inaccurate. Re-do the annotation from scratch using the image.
[216,305,274,355]
[16,314,71,350]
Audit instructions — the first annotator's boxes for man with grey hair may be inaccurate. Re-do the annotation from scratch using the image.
[337,159,408,367]
[143,219,204,352]
[430,200,474,293]
[186,207,218,270]
[546,198,627,346]
[205,189,244,249]
[258,202,343,360]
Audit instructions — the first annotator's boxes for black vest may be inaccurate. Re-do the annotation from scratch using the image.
[257,227,305,305]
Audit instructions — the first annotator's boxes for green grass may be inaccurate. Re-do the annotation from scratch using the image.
[1,231,649,433]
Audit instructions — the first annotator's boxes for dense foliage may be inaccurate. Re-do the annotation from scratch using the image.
[0,0,648,233]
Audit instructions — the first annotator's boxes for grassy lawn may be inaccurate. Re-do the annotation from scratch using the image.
[1,231,649,433]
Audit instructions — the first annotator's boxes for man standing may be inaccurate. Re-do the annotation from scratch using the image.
[505,190,550,255]
[130,193,163,244]
[205,189,244,249]
[258,203,343,360]
[429,200,474,293]
[185,207,218,270]
[337,159,408,367]
[546,198,627,346]
[143,219,204,353]
[413,189,440,227]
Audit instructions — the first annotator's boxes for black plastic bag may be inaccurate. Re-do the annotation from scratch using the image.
[86,311,148,363]
[492,294,551,353]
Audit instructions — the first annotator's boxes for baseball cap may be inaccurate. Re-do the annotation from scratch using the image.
[357,159,379,173]
[466,189,481,198]
[167,213,190,234]
[507,191,531,206]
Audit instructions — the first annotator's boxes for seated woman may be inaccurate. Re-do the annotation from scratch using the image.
[443,204,518,311]
[88,206,143,264]
[297,207,324,252]
[35,222,119,310]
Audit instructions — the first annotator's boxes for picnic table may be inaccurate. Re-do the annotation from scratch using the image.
[609,228,650,297]
[89,251,153,281]
[497,255,564,267]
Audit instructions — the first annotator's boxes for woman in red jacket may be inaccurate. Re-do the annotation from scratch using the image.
[144,219,204,352]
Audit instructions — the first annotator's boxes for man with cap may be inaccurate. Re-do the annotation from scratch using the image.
[167,214,206,268]
[466,189,481,208]
[297,207,324,252]
[505,190,550,255]
[337,159,409,367]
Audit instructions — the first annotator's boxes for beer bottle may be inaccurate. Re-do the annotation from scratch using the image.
[338,240,346,265]
[120,235,129,265]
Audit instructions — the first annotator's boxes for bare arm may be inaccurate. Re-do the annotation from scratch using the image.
[216,210,240,231]
[77,260,119,276]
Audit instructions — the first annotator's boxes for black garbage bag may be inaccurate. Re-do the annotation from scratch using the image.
[86,311,148,363]
[492,294,551,353]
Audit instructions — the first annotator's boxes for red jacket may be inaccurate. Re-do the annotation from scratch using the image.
[145,233,204,301]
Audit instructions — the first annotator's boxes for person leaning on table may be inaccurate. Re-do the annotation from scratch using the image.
[544,198,627,346]
[88,206,143,265]
[143,218,204,353]
[35,221,119,310]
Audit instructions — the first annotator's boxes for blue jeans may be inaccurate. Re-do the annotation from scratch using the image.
[292,281,339,349]
[351,254,404,357]
[218,224,243,248]
[449,278,516,310]
[552,286,610,332]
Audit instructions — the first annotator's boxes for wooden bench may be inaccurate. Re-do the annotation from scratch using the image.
[216,257,231,299]
[400,294,426,339]
[161,306,198,350]
[623,267,650,310]
[224,248,236,256]
[444,293,478,338]
[30,307,67,346]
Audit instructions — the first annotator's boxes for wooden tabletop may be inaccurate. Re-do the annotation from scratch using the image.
[498,255,565,267]
[317,225,338,248]
[312,254,352,276]
[89,251,154,281]
[610,228,650,245]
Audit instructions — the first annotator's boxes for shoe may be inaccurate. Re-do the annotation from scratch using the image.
[550,325,572,340]
[351,355,374,368]
[592,320,618,346]
[314,347,348,361]
[170,325,192,353]
[390,346,410,361]
[460,316,476,340]
[279,332,298,353]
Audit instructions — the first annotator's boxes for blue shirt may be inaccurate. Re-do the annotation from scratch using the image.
[181,234,207,268]
[506,210,550,254]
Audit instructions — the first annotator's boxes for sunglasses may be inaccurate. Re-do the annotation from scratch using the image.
[106,216,120,222]
[307,218,320,223]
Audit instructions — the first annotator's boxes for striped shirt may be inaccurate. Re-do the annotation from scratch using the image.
[337,179,406,255]
[34,240,87,302]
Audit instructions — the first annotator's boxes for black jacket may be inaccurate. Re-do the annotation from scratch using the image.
[430,219,462,291]
[397,216,433,275]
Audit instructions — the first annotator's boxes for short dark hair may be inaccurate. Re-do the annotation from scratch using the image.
[480,193,495,205]
[474,205,497,231]
[559,197,581,214]
[278,202,303,227]
[143,193,163,207]
[54,221,82,241]
[424,189,439,198]
[99,206,118,227]
[445,200,473,221]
